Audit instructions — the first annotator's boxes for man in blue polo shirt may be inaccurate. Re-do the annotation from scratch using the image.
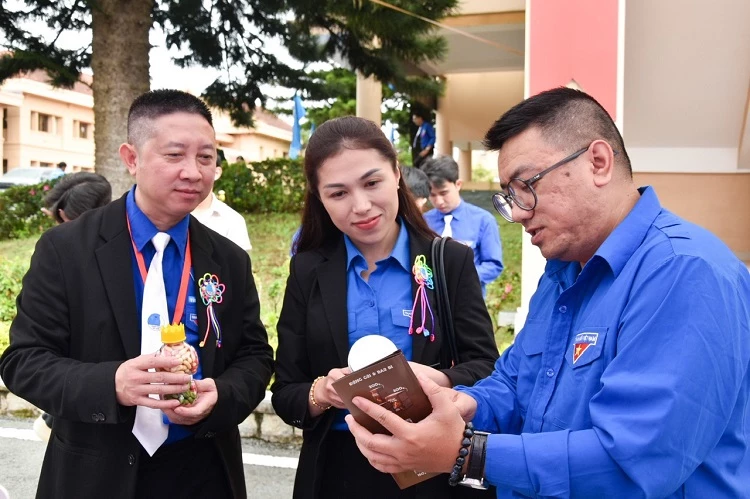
[412,112,436,169]
[423,156,503,297]
[346,88,750,498]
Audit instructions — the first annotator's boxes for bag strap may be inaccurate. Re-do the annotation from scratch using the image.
[431,236,459,368]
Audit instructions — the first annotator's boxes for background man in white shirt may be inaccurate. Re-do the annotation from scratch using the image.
[192,156,252,251]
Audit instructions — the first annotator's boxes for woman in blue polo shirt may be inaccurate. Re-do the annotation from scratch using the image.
[272,116,498,499]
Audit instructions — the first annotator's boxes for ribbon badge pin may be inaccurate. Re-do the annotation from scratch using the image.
[408,255,435,341]
[198,273,225,348]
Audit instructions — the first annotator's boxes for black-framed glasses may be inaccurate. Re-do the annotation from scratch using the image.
[492,146,589,223]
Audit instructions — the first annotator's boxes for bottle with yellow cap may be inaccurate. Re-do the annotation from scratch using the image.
[157,323,199,405]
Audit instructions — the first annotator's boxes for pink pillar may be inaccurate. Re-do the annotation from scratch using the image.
[517,0,623,331]
[528,0,620,117]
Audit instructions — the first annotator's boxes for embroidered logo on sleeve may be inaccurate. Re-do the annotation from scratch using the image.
[572,332,599,364]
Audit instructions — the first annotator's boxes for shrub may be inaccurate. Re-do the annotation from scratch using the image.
[0,180,58,240]
[0,321,8,354]
[216,158,306,213]
[0,257,27,323]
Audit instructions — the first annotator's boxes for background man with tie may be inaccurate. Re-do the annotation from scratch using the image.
[422,156,504,297]
[0,90,274,498]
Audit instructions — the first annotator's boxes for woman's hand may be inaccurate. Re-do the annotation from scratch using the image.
[408,362,451,387]
[309,367,351,416]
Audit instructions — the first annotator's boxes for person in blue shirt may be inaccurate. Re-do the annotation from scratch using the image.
[423,156,504,297]
[346,88,750,498]
[272,116,499,499]
[412,112,436,168]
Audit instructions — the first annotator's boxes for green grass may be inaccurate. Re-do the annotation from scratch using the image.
[0,213,523,356]
[0,237,37,262]
[0,321,9,355]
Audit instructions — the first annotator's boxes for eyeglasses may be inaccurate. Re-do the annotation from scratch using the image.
[492,146,589,223]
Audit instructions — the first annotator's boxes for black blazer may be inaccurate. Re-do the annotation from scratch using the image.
[0,195,274,499]
[271,227,499,499]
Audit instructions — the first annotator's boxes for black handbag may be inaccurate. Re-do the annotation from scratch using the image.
[431,236,460,368]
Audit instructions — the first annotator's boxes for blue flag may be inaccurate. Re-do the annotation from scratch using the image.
[289,94,306,159]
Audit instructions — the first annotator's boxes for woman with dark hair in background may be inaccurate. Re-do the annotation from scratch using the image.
[40,172,112,224]
[272,116,498,498]
[33,171,112,440]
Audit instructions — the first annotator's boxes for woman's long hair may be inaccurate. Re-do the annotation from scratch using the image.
[295,116,435,254]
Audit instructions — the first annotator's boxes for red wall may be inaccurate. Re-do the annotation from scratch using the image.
[528,0,620,119]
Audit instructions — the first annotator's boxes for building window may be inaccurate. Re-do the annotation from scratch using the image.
[40,162,53,168]
[32,112,61,134]
[2,159,7,174]
[38,113,52,132]
[78,121,91,139]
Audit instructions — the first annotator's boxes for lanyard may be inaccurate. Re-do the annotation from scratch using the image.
[126,216,192,325]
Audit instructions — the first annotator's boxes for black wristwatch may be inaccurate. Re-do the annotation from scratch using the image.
[460,430,490,490]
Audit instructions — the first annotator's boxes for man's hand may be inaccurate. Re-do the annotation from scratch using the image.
[115,354,190,410]
[345,373,469,474]
[163,378,218,426]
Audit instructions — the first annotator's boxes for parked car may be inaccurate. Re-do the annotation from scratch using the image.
[0,167,64,190]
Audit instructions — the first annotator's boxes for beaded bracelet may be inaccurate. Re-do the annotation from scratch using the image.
[448,422,474,486]
[309,376,332,411]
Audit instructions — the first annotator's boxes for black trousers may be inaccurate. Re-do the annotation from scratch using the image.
[319,430,494,499]
[135,436,232,499]
[413,150,433,169]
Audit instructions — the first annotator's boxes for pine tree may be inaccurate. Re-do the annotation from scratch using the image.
[0,0,455,193]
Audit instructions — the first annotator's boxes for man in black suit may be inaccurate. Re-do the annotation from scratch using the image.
[0,90,273,498]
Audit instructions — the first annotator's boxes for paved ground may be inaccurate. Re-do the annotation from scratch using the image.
[0,416,299,499]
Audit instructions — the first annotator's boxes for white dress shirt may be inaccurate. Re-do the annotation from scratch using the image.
[192,193,252,251]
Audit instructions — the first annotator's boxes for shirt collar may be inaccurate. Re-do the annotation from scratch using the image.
[445,198,464,219]
[126,186,190,257]
[594,186,662,277]
[544,186,662,282]
[195,193,222,217]
[344,219,411,272]
[205,193,220,215]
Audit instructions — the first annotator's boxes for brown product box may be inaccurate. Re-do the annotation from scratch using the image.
[332,350,440,489]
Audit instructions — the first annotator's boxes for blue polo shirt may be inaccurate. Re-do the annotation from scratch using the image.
[415,121,436,150]
[331,221,414,430]
[457,187,750,497]
[126,187,202,444]
[424,199,504,296]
